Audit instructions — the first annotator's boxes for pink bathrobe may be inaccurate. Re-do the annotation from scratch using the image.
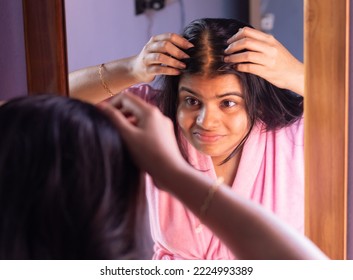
[127,84,304,260]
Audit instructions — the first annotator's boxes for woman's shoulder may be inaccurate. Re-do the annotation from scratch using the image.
[255,117,304,147]
[275,117,304,146]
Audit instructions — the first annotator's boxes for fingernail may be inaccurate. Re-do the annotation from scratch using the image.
[227,28,243,43]
[184,39,194,48]
[224,46,230,53]
[224,56,229,62]
[231,28,243,40]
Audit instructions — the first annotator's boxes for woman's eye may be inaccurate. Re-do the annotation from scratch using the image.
[185,97,200,106]
[221,100,237,108]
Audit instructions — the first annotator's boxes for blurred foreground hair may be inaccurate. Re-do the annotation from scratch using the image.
[0,95,141,259]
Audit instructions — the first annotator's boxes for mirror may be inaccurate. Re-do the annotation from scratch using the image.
[64,0,312,256]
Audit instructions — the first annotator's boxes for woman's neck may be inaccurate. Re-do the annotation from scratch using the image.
[212,149,243,186]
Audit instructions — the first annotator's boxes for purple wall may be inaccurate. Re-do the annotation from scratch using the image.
[261,0,303,62]
[0,0,27,100]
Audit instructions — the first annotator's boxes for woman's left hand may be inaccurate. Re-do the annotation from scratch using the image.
[224,27,304,96]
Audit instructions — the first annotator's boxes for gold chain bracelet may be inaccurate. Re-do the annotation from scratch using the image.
[98,63,115,97]
[200,176,224,216]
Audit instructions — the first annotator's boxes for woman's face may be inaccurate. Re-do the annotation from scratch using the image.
[177,74,249,162]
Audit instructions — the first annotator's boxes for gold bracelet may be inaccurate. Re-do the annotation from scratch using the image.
[200,176,224,216]
[98,63,115,97]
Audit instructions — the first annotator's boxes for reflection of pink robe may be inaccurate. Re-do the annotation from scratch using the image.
[127,84,304,260]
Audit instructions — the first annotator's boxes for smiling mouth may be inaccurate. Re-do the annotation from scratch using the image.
[193,132,224,143]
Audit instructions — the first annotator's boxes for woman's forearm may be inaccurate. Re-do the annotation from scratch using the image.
[166,166,327,260]
[69,56,139,104]
[287,61,304,96]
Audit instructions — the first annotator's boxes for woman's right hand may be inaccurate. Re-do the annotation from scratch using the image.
[131,33,193,83]
[98,92,188,188]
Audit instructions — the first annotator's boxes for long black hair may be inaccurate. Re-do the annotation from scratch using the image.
[0,95,141,259]
[157,18,303,163]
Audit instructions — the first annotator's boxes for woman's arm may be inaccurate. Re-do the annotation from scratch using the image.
[99,93,327,260]
[69,56,138,104]
[161,165,326,260]
[69,33,193,104]
[225,27,304,96]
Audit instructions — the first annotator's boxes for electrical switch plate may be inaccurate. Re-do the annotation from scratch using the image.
[135,0,165,15]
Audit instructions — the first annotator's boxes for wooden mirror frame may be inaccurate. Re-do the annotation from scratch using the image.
[22,0,350,259]
[23,0,68,96]
[304,0,349,259]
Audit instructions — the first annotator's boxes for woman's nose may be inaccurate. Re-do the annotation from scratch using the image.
[196,106,219,129]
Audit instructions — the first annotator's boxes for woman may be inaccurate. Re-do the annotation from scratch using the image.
[70,18,305,259]
[100,92,326,260]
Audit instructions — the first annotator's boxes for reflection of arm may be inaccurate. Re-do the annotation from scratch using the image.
[69,33,192,104]
[69,56,139,104]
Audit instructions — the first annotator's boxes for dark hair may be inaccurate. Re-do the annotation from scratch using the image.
[157,18,303,163]
[0,95,141,259]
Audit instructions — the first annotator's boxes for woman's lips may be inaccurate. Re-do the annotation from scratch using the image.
[193,132,224,143]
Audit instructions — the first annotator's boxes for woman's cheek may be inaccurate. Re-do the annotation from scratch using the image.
[177,109,194,136]
[177,108,188,129]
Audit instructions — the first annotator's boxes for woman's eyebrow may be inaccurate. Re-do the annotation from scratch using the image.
[179,86,243,99]
[179,86,201,97]
[216,92,244,99]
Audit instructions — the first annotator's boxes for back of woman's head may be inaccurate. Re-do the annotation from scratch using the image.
[0,95,140,259]
[158,18,303,140]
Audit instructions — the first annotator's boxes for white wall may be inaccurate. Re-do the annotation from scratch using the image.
[65,0,242,71]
